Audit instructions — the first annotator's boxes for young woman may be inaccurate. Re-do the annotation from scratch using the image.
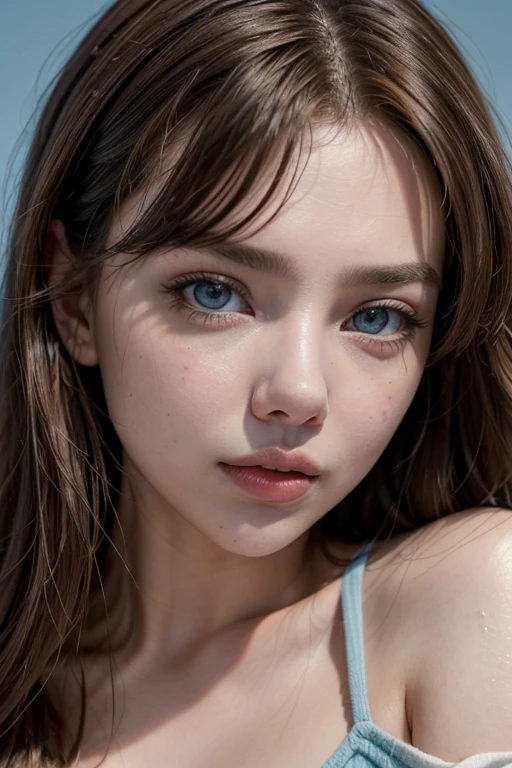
[2,0,512,765]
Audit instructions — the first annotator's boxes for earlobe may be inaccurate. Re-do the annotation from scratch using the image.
[46,219,99,367]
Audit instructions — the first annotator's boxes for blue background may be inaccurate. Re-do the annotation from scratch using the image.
[1,1,511,245]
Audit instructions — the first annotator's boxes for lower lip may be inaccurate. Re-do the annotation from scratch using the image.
[219,463,316,502]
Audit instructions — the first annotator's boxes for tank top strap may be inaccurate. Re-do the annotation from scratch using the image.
[340,540,374,725]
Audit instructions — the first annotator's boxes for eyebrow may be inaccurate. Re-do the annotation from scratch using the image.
[204,241,300,281]
[203,241,441,288]
[341,262,442,288]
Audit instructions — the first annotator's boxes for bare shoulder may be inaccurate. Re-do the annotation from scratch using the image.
[369,508,512,760]
[368,506,512,588]
[358,507,512,641]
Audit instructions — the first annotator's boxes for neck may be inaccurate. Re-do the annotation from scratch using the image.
[81,468,342,665]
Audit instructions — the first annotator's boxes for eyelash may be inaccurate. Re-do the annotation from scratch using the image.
[160,272,252,329]
[349,304,427,354]
[159,272,428,348]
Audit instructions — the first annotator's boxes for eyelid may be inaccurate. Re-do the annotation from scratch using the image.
[159,271,254,320]
[343,299,423,325]
[162,271,252,301]
[341,301,428,347]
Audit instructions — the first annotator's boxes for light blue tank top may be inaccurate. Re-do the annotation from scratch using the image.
[319,542,512,768]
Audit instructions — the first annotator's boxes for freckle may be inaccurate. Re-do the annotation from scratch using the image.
[388,396,392,401]
[388,381,392,385]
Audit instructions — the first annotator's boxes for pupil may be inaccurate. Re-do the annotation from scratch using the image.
[354,307,389,334]
[194,281,231,309]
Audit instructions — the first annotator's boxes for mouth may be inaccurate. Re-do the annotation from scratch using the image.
[219,451,320,502]
[222,448,321,477]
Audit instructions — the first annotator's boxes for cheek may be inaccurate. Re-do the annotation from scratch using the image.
[365,376,417,426]
[332,352,424,460]
[95,311,240,461]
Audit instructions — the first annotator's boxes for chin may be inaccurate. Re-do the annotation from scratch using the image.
[211,524,307,558]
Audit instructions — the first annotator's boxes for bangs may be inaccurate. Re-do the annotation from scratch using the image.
[56,0,354,273]
[100,116,312,262]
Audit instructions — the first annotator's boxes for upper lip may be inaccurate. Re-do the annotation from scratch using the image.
[221,448,321,477]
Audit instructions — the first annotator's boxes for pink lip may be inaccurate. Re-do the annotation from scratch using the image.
[222,448,321,476]
[218,448,320,502]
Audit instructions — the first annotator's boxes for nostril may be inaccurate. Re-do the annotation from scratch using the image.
[250,375,328,426]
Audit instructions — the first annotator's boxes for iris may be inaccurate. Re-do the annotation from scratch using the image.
[193,282,232,310]
[352,307,400,335]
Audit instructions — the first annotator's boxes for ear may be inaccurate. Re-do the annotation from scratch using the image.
[46,219,99,367]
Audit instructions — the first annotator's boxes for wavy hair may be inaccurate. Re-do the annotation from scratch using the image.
[1,0,512,763]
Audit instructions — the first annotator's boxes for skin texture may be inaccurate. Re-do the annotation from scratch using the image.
[50,120,443,647]
[51,120,512,765]
[365,508,512,759]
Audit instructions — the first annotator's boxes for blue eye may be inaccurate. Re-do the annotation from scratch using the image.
[182,279,247,312]
[350,307,401,335]
[192,281,232,309]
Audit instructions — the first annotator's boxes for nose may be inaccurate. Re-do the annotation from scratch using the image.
[250,319,329,427]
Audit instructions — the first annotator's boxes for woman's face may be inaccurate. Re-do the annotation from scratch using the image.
[85,122,444,557]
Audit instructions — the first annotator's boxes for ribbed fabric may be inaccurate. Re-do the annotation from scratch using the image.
[319,543,512,768]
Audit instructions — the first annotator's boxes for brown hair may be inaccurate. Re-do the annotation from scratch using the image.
[2,0,512,763]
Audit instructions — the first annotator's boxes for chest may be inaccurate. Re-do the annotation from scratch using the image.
[75,618,344,767]
[72,583,408,768]
[78,670,349,767]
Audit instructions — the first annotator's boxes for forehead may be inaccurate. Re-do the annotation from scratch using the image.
[106,120,445,281]
[236,121,445,278]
